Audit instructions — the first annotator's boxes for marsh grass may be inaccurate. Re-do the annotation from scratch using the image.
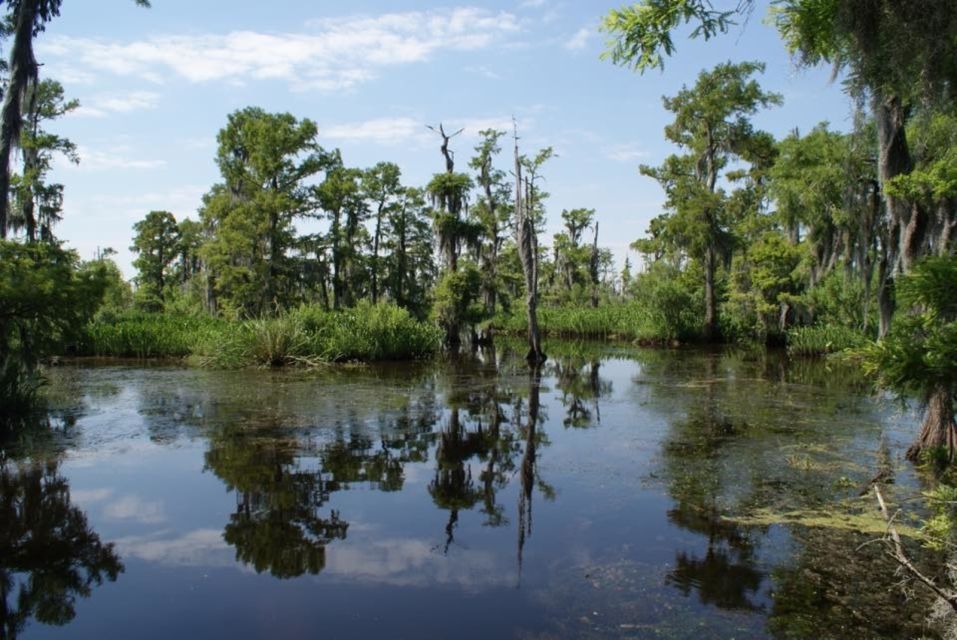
[80,313,225,358]
[494,302,701,344]
[786,324,869,357]
[193,302,441,368]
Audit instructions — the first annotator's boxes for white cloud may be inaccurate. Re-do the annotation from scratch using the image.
[63,145,167,171]
[74,91,160,118]
[72,487,114,504]
[604,144,650,162]
[326,537,514,590]
[448,116,529,138]
[76,147,166,171]
[89,185,208,211]
[565,26,592,51]
[103,495,167,524]
[40,8,520,92]
[323,117,423,145]
[465,65,501,80]
[321,114,530,147]
[116,529,231,566]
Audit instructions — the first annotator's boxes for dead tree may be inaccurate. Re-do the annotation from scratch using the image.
[590,221,600,308]
[513,119,545,364]
[427,124,464,175]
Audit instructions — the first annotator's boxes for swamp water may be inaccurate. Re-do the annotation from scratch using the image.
[0,344,947,639]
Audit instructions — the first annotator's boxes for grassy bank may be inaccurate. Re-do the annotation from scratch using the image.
[77,302,442,366]
[492,302,700,343]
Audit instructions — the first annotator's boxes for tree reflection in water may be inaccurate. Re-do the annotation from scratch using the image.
[428,347,553,567]
[166,348,568,582]
[549,353,612,429]
[202,383,440,578]
[0,457,123,639]
[429,349,514,552]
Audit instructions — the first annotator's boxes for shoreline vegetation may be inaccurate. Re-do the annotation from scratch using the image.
[68,300,873,369]
[76,302,442,367]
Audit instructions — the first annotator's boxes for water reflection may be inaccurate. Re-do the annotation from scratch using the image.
[0,457,122,639]
[2,347,944,639]
[204,420,348,578]
[638,348,936,637]
[549,354,612,429]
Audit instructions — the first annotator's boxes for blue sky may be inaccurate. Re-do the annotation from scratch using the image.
[37,0,855,278]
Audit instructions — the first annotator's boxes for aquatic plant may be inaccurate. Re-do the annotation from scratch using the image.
[786,324,869,357]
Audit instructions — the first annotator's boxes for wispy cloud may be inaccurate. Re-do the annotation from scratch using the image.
[564,26,593,51]
[321,114,530,147]
[74,91,160,118]
[448,116,523,137]
[465,65,501,80]
[40,8,521,92]
[604,143,649,162]
[88,185,208,210]
[62,145,167,171]
[72,488,114,504]
[323,117,424,145]
[103,495,167,524]
[116,529,231,566]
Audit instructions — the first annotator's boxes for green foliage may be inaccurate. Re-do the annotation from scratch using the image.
[82,303,440,367]
[629,263,703,342]
[432,266,483,342]
[88,255,133,320]
[861,256,957,401]
[10,79,78,243]
[382,186,435,317]
[724,233,803,341]
[600,0,737,71]
[920,483,957,550]
[199,107,331,316]
[301,302,442,363]
[887,111,957,213]
[802,270,876,334]
[638,61,781,340]
[130,210,179,311]
[0,241,107,411]
[772,0,957,102]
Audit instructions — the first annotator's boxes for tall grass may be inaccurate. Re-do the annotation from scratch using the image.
[297,301,442,362]
[194,302,441,368]
[786,324,870,357]
[77,303,441,366]
[79,313,225,358]
[494,301,702,344]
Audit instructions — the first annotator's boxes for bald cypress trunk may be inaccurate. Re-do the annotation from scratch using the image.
[874,93,912,338]
[0,0,39,239]
[906,386,957,463]
[703,243,718,342]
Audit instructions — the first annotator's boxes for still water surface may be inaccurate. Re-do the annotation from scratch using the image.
[0,344,940,639]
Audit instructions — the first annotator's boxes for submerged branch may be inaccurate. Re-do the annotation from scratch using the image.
[873,484,957,612]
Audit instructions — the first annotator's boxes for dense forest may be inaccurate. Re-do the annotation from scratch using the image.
[0,0,955,464]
